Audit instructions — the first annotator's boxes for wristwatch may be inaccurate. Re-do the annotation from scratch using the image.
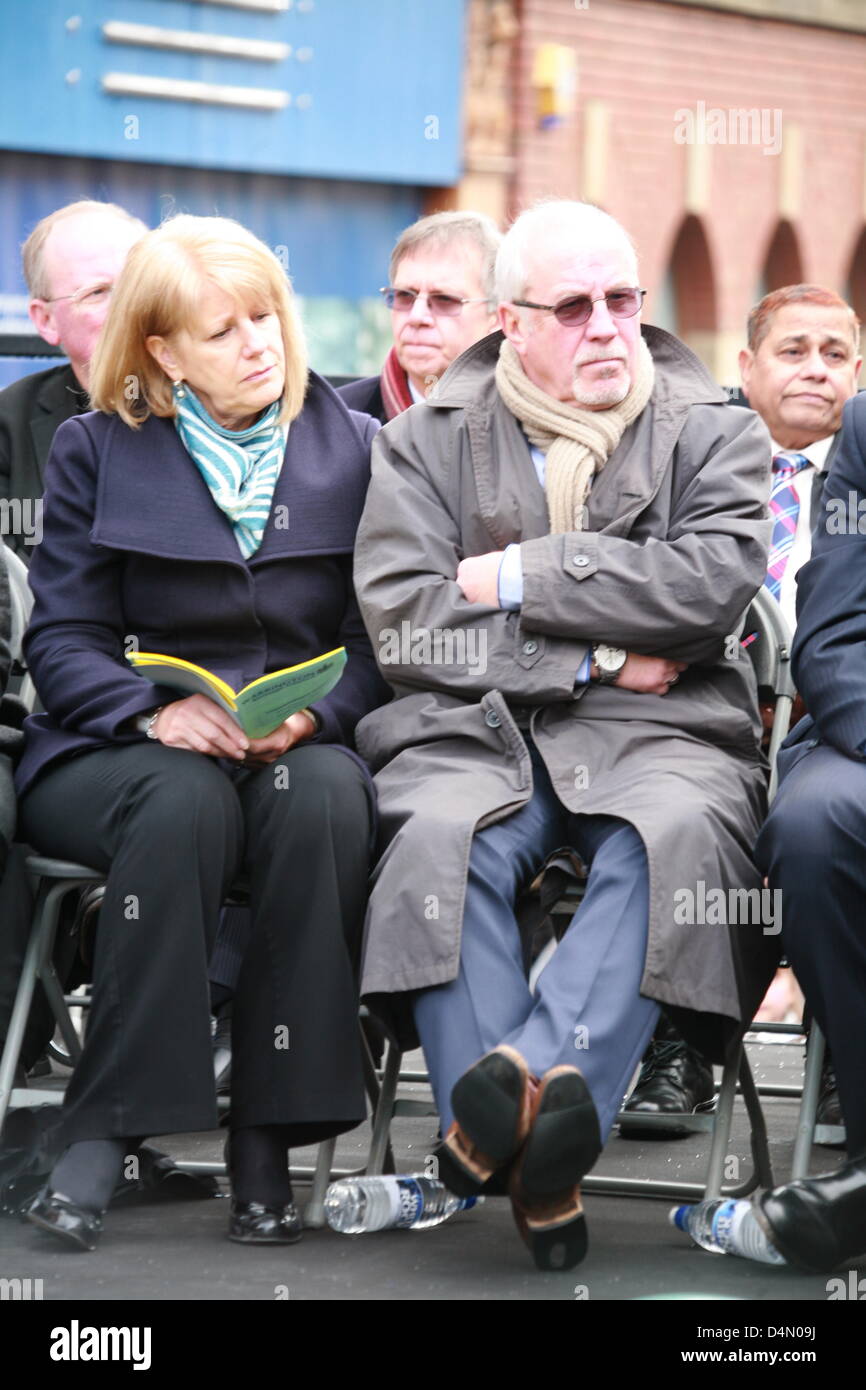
[592,643,627,685]
[133,707,164,739]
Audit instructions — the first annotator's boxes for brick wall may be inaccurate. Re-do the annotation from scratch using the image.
[510,0,866,379]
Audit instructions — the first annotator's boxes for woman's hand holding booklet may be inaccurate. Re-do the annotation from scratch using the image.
[126,646,346,739]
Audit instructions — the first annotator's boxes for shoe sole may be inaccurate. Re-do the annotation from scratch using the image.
[526,1212,588,1273]
[451,1046,530,1161]
[25,1209,98,1253]
[619,1098,716,1139]
[440,1046,531,1194]
[227,1228,303,1246]
[509,1174,590,1272]
[519,1068,601,1200]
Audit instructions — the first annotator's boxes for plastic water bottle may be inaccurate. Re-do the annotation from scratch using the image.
[324,1175,481,1234]
[670,1199,786,1265]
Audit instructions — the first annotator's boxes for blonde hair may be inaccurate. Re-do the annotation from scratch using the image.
[89,214,307,428]
[21,199,147,300]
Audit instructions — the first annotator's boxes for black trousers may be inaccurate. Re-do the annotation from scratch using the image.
[18,741,373,1147]
[756,741,866,1159]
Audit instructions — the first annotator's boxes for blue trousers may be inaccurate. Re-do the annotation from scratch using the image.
[413,749,660,1140]
[756,741,866,1158]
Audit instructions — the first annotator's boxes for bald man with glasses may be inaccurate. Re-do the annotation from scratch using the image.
[0,200,146,562]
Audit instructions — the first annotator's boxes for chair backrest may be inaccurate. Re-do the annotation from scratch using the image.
[2,543,33,665]
[1,543,36,712]
[741,586,796,701]
[741,585,796,802]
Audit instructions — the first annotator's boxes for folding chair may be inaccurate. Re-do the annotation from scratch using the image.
[0,850,386,1224]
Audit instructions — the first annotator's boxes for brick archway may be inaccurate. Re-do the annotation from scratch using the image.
[661,214,718,372]
[760,221,804,295]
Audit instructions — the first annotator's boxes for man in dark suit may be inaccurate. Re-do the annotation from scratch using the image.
[338,210,500,423]
[624,285,861,1134]
[755,388,866,1272]
[0,200,146,561]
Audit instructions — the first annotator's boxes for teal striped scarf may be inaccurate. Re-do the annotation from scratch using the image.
[173,383,287,558]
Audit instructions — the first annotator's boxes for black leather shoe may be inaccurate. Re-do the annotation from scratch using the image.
[24,1187,104,1252]
[814,1056,847,1148]
[758,1157,866,1272]
[620,1016,715,1136]
[228,1199,302,1245]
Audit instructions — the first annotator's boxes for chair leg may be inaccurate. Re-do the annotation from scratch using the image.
[365,1041,401,1176]
[0,899,45,1139]
[791,1022,825,1179]
[303,1137,338,1228]
[0,877,86,1139]
[703,1039,741,1198]
[738,1047,774,1193]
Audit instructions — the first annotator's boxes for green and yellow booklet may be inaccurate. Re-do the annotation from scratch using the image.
[126,646,346,739]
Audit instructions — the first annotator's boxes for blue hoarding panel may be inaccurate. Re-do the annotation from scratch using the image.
[0,150,428,375]
[0,0,465,185]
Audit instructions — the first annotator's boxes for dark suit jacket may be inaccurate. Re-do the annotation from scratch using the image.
[0,364,87,563]
[786,393,866,757]
[16,372,390,796]
[337,375,385,424]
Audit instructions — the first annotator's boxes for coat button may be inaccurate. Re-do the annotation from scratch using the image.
[484,709,502,728]
[522,639,539,655]
[572,555,590,567]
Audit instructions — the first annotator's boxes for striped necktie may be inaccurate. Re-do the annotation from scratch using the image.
[764,451,811,601]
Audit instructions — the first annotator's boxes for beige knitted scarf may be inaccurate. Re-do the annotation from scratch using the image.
[495,335,656,532]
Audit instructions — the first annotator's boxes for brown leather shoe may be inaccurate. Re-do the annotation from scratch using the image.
[508,1065,601,1271]
[435,1045,537,1198]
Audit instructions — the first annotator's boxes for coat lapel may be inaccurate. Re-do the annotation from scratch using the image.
[30,366,83,487]
[90,376,367,564]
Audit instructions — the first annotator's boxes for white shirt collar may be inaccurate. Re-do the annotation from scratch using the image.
[770,436,834,472]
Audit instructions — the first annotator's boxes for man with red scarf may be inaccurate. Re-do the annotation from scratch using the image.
[339,211,500,422]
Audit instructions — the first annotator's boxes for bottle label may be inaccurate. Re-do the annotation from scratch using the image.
[711,1200,743,1252]
[394,1178,424,1228]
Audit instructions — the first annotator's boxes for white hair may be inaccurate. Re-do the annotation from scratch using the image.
[495,200,639,305]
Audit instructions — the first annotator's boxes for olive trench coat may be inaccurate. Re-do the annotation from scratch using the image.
[353,326,779,1059]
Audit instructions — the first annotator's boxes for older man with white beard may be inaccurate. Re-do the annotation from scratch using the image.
[353,201,777,1271]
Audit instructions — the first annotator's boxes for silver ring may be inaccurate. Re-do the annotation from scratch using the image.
[667,674,679,686]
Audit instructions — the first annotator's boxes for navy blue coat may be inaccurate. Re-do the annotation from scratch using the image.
[788,391,866,758]
[337,375,385,425]
[16,372,390,796]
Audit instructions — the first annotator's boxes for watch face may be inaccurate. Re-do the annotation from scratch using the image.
[596,643,627,673]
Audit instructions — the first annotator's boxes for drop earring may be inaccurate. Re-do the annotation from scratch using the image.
[174,378,186,399]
